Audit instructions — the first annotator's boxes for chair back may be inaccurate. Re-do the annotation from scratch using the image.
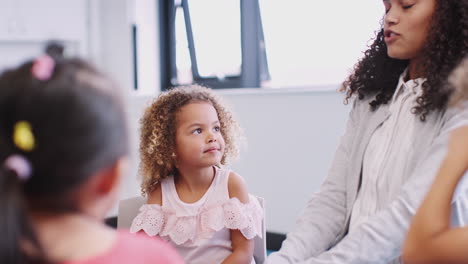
[253,196,267,264]
[117,196,146,229]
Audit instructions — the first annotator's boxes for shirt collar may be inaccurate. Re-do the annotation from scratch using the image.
[391,68,426,103]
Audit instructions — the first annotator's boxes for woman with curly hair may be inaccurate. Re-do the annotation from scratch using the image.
[267,0,468,263]
[403,58,468,264]
[130,85,263,264]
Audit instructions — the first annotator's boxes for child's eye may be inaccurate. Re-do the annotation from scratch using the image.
[193,128,202,134]
[214,126,220,132]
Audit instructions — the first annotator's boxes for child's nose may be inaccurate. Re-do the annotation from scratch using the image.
[207,133,217,143]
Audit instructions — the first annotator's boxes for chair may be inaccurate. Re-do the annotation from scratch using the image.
[117,196,147,229]
[117,195,267,264]
[253,196,267,264]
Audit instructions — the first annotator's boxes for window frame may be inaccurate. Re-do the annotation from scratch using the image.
[159,0,269,90]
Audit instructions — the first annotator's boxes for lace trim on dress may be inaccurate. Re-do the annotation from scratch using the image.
[130,195,263,245]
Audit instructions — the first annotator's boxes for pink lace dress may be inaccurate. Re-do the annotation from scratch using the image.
[130,167,263,264]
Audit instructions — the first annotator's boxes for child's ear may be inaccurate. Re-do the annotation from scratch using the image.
[95,157,128,195]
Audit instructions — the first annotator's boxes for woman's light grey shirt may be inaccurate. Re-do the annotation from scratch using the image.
[350,74,424,232]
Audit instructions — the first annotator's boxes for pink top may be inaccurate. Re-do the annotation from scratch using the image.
[130,167,263,264]
[61,230,184,264]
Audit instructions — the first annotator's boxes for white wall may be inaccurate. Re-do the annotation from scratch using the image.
[0,0,89,72]
[218,90,349,233]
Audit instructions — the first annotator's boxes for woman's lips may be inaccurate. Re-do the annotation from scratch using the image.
[384,30,400,44]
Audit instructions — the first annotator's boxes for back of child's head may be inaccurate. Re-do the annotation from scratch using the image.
[139,85,243,195]
[0,43,129,263]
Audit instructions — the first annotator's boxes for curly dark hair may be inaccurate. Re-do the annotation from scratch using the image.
[139,85,244,195]
[343,0,468,120]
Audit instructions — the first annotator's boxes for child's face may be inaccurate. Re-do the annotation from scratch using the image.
[383,0,436,60]
[174,102,225,169]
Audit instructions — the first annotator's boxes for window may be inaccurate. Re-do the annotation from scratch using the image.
[160,0,268,89]
[160,0,384,90]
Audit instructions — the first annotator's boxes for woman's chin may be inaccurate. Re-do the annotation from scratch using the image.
[387,50,411,61]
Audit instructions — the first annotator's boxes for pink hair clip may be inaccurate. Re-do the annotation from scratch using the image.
[31,55,55,81]
[4,154,32,181]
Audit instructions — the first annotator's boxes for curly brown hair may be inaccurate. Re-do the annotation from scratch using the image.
[139,85,244,195]
[449,57,468,106]
[343,0,468,120]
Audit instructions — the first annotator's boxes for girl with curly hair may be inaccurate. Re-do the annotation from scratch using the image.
[268,0,468,263]
[130,85,263,264]
[403,58,468,263]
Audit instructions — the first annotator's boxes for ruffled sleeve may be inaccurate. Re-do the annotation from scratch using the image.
[130,204,166,236]
[201,194,264,240]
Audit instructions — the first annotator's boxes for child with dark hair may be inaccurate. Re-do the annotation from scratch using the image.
[130,85,263,264]
[0,45,183,264]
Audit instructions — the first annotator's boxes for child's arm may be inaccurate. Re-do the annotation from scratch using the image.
[402,126,468,264]
[134,183,162,235]
[222,172,254,264]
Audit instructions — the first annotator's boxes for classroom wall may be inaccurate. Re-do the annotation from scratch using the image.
[218,90,349,233]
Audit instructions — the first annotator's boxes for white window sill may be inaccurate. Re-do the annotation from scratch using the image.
[130,84,342,98]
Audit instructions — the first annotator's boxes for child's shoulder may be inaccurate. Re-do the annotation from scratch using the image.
[226,171,249,203]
